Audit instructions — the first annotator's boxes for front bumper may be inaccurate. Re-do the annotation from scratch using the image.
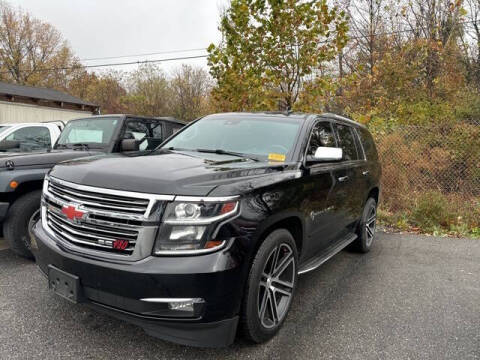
[32,222,245,347]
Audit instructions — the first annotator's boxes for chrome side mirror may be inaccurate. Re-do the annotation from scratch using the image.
[312,147,343,161]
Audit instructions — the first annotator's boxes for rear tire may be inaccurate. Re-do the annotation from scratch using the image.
[240,229,298,343]
[354,197,377,253]
[4,190,42,259]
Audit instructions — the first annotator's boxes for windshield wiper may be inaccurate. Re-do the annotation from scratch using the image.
[165,146,193,152]
[71,143,90,151]
[195,148,259,162]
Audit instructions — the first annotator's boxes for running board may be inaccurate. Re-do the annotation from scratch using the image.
[298,233,357,275]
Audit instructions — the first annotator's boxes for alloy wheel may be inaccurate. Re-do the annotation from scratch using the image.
[257,243,296,329]
[365,205,376,247]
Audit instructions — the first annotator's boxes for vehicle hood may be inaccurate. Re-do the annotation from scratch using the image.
[49,151,302,197]
[0,150,103,169]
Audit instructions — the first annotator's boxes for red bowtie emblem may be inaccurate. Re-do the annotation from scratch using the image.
[61,205,85,221]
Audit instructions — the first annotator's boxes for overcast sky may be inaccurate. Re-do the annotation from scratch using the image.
[10,0,229,74]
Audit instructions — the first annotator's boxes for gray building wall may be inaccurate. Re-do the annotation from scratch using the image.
[0,100,92,124]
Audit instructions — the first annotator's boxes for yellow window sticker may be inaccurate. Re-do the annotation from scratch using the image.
[268,153,286,162]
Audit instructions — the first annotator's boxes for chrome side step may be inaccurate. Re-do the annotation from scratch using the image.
[298,233,357,275]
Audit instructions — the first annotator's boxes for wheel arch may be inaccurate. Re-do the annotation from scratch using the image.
[13,179,43,197]
[366,186,380,204]
[253,212,304,258]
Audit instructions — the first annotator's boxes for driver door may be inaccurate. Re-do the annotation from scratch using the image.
[301,120,348,258]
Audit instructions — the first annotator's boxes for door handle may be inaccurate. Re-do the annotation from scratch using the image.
[338,176,349,182]
[362,170,370,176]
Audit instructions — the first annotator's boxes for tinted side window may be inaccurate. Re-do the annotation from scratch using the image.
[357,127,378,161]
[124,121,149,150]
[307,121,336,156]
[334,124,358,161]
[6,126,51,150]
[124,120,165,150]
[152,122,163,139]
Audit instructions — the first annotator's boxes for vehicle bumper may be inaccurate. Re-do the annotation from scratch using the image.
[31,222,245,348]
[0,201,9,222]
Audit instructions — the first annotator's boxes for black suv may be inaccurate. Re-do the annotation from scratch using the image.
[32,112,381,347]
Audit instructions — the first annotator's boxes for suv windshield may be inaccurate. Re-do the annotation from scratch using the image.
[162,115,302,161]
[55,117,119,149]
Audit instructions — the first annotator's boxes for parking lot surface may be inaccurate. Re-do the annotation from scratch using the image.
[0,233,479,360]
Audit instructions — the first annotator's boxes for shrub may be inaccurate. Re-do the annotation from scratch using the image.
[411,191,455,232]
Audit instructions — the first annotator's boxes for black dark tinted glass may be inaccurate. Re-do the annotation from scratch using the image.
[125,120,164,150]
[335,124,358,161]
[307,122,336,156]
[357,127,378,161]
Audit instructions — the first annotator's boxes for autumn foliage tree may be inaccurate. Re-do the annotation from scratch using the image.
[69,70,128,114]
[207,0,348,111]
[122,64,170,117]
[169,64,211,121]
[0,1,81,89]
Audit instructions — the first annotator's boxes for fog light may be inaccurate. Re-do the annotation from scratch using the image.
[168,300,196,312]
[140,297,205,316]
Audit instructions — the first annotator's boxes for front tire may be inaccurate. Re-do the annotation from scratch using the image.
[4,190,42,259]
[241,229,298,343]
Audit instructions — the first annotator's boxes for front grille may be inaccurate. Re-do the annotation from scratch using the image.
[45,199,139,254]
[48,179,150,215]
[43,177,170,257]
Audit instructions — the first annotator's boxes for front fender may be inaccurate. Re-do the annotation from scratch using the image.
[0,168,49,193]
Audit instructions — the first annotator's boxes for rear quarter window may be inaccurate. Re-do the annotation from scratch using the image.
[357,127,378,161]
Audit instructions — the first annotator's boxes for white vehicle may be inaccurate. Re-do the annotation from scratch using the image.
[0,122,64,152]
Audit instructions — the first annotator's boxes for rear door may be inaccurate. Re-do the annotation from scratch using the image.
[332,123,364,232]
[356,126,381,202]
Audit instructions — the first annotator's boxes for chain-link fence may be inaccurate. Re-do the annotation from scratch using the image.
[370,122,480,234]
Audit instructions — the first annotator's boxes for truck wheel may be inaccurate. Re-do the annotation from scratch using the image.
[4,190,42,259]
[240,229,298,343]
[354,197,377,253]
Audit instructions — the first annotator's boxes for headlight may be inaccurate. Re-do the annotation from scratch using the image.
[153,198,239,254]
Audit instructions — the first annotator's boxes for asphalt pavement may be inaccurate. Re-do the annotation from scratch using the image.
[0,233,479,360]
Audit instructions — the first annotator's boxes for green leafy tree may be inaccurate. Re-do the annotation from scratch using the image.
[207,0,348,111]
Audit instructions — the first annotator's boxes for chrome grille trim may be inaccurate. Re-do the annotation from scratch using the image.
[46,182,150,207]
[48,211,137,238]
[48,212,137,243]
[48,186,148,213]
[48,223,116,250]
[47,176,174,218]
